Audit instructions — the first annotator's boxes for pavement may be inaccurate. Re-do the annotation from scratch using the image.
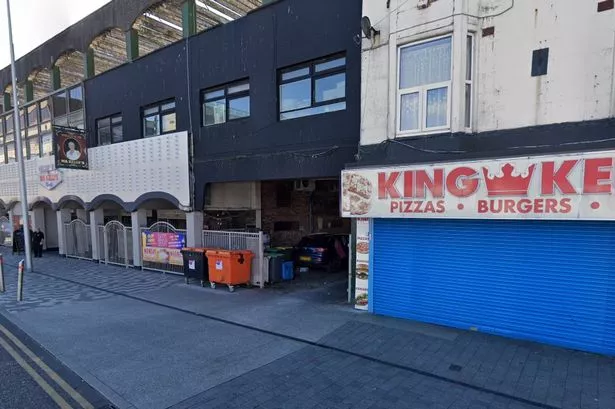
[0,250,613,409]
[0,311,113,409]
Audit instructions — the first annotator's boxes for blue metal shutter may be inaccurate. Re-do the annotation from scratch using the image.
[372,218,615,356]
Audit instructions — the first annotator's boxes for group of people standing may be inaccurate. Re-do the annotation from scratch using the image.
[12,225,45,257]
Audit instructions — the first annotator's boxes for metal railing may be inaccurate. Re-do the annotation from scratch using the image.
[64,219,92,259]
[99,221,133,267]
[140,221,186,275]
[202,229,265,288]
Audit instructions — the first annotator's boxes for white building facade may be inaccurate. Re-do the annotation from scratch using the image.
[346,0,615,356]
[0,131,196,271]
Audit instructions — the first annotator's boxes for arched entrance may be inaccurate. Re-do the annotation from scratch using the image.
[30,198,59,253]
[64,219,91,259]
[58,196,90,259]
[99,220,132,267]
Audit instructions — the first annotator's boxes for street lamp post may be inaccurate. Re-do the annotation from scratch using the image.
[5,0,33,272]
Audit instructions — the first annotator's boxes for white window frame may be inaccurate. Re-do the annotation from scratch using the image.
[396,34,453,136]
[464,33,475,131]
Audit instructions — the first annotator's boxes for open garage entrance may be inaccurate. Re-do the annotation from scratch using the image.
[260,179,350,296]
[202,179,350,299]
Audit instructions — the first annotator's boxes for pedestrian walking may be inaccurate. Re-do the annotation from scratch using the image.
[32,228,45,258]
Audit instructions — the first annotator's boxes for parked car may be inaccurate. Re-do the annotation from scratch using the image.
[293,233,349,272]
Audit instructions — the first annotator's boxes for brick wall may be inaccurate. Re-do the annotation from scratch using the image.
[261,180,349,246]
[261,181,311,246]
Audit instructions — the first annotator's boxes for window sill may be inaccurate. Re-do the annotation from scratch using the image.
[202,117,250,129]
[396,127,451,138]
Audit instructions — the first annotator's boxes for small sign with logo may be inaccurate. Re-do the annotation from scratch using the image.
[39,165,62,190]
[215,260,223,270]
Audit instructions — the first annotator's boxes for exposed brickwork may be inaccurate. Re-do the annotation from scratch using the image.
[261,181,311,246]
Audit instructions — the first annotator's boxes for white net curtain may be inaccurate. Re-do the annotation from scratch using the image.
[399,37,452,131]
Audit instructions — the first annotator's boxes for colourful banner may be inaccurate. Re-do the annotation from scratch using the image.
[141,231,186,266]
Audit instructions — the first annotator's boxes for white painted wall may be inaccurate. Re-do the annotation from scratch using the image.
[361,0,615,145]
[0,131,191,209]
[206,181,261,210]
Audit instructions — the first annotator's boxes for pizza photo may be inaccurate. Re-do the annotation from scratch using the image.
[356,241,369,254]
[342,173,373,215]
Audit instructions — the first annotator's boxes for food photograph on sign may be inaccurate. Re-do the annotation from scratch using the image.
[141,231,186,266]
[341,152,615,220]
[54,127,89,170]
[354,218,370,311]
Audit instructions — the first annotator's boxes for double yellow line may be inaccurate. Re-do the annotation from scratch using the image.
[0,324,94,409]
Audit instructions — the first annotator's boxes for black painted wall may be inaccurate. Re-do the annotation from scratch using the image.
[84,0,362,210]
[352,119,615,169]
[84,41,189,147]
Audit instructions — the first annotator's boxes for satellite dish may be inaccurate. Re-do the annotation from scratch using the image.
[361,16,379,39]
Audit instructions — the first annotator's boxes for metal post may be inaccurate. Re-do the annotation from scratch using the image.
[0,255,5,293]
[17,260,24,301]
[5,0,33,273]
[123,228,129,268]
[103,228,109,265]
[258,232,264,289]
[347,234,353,304]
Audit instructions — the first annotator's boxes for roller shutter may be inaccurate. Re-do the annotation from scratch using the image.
[372,218,615,355]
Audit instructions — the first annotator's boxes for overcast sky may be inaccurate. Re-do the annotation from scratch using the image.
[0,0,112,70]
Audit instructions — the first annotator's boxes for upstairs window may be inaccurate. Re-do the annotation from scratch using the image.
[39,99,52,133]
[398,36,452,134]
[142,99,176,137]
[203,80,250,126]
[52,85,84,129]
[97,114,123,146]
[279,54,346,120]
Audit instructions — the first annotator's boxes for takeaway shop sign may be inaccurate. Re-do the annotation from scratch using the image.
[341,150,615,220]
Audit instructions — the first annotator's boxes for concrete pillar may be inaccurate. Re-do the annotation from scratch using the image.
[2,93,10,111]
[56,209,71,255]
[182,0,197,38]
[51,66,61,91]
[76,209,88,223]
[450,0,468,133]
[131,209,147,267]
[186,211,203,247]
[24,81,34,102]
[253,182,262,229]
[84,47,95,79]
[7,209,15,229]
[126,29,139,62]
[90,208,104,261]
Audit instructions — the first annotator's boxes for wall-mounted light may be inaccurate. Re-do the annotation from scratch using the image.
[361,16,380,40]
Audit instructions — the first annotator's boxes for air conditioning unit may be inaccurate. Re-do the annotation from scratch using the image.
[294,179,316,192]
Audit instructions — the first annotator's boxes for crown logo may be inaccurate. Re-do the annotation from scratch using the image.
[482,163,535,196]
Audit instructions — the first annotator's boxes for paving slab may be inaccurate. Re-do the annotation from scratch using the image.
[0,251,612,409]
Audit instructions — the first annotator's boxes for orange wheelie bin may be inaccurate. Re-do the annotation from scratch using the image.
[205,250,253,292]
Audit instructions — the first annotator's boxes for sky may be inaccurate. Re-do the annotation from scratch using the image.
[0,0,112,70]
